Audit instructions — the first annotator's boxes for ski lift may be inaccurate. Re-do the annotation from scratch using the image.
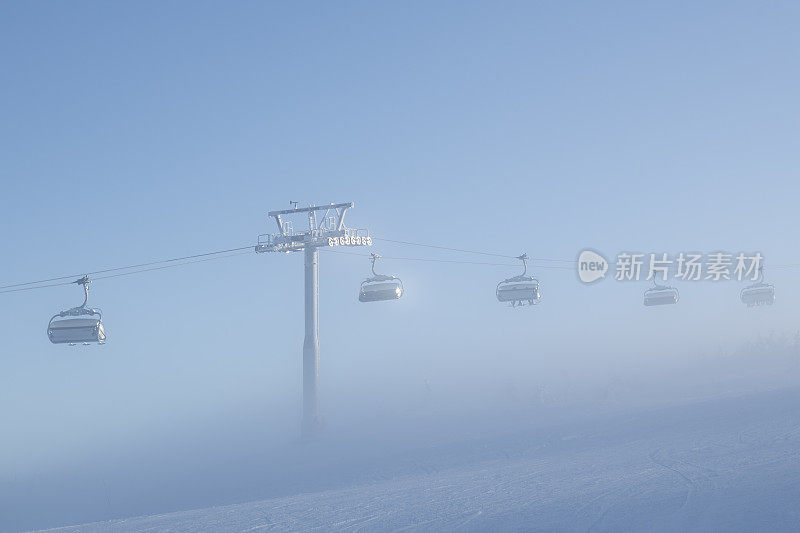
[496,254,541,307]
[643,278,679,307]
[359,253,403,302]
[740,267,775,307]
[47,276,106,345]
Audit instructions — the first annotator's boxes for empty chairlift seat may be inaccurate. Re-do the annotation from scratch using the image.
[643,283,679,306]
[740,284,775,306]
[740,267,775,307]
[496,279,541,304]
[496,253,541,307]
[47,275,107,345]
[360,278,403,302]
[48,315,106,344]
[359,253,403,303]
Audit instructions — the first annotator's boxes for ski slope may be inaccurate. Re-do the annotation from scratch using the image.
[44,386,800,532]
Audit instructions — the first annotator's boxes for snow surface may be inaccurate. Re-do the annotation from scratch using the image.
[42,386,800,532]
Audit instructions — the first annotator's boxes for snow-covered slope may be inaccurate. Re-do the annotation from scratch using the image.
[44,386,800,532]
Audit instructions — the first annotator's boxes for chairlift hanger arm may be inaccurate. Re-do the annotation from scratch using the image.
[370,253,381,276]
[74,275,91,308]
[517,253,529,276]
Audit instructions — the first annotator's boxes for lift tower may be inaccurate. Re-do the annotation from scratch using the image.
[256,202,372,436]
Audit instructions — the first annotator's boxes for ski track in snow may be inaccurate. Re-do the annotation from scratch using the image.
[40,388,800,533]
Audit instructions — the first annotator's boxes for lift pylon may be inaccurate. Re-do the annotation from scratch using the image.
[256,202,372,436]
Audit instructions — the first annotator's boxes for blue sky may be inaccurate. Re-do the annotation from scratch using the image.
[1,1,800,528]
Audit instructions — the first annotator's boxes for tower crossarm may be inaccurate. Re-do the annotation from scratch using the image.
[256,201,370,253]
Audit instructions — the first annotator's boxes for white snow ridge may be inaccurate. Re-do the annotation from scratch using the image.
[42,386,800,532]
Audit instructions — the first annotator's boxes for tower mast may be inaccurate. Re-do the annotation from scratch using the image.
[256,202,372,436]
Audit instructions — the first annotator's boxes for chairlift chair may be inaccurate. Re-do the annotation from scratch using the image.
[47,276,106,345]
[740,268,775,307]
[643,279,679,307]
[359,254,404,302]
[496,254,541,307]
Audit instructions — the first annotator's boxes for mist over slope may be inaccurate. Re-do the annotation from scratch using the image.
[45,379,800,532]
[12,335,800,532]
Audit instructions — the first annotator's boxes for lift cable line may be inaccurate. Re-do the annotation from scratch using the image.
[0,250,255,294]
[372,237,578,264]
[0,279,77,294]
[319,247,575,269]
[91,251,254,281]
[320,247,518,265]
[0,237,575,296]
[3,238,799,296]
[0,245,256,291]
